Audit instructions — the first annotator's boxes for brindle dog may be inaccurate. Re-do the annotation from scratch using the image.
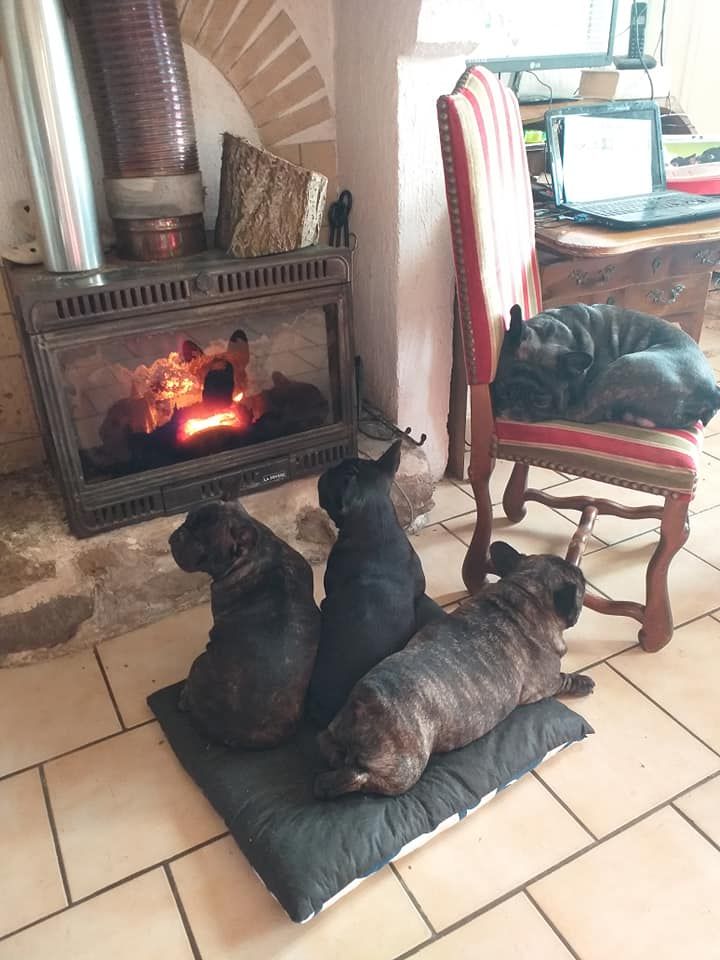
[169,500,320,748]
[492,303,720,428]
[314,542,593,799]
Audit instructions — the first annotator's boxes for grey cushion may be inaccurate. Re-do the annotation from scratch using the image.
[148,684,592,923]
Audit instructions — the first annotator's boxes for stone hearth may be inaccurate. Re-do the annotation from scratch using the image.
[0,438,435,665]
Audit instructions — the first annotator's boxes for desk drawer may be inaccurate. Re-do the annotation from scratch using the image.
[540,248,671,301]
[542,271,708,317]
[621,272,709,317]
[669,241,720,277]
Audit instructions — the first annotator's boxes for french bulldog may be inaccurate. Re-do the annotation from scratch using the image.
[492,303,720,428]
[314,542,593,799]
[169,500,320,748]
[307,440,446,728]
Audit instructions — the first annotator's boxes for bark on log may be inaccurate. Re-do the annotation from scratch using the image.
[215,134,328,257]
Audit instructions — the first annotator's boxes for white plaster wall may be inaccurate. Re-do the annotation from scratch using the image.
[665,0,720,135]
[185,45,259,227]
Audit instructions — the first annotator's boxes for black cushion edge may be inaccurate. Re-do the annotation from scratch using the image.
[149,683,592,923]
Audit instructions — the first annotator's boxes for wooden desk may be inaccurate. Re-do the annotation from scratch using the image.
[535,214,720,343]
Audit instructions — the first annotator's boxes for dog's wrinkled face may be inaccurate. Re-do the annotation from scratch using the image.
[490,541,585,630]
[492,306,593,421]
[169,501,258,580]
[318,440,402,526]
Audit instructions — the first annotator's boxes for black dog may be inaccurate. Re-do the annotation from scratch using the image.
[307,440,445,728]
[314,542,594,799]
[492,303,720,428]
[169,501,320,748]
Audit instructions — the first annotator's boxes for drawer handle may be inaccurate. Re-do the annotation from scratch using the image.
[695,248,720,266]
[647,283,686,306]
[569,265,616,287]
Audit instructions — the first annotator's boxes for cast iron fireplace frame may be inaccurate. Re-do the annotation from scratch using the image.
[4,245,357,537]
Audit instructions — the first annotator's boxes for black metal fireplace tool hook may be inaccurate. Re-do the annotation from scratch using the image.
[328,190,353,248]
[354,356,427,448]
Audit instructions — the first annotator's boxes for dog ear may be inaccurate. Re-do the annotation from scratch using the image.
[558,351,593,377]
[506,304,525,350]
[376,439,402,478]
[490,541,524,577]
[229,518,258,560]
[553,577,584,628]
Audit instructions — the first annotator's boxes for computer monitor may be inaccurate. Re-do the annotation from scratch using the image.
[466,0,619,101]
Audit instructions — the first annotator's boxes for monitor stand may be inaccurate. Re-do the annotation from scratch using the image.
[510,71,579,105]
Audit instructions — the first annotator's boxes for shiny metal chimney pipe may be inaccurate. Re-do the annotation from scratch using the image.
[0,0,102,272]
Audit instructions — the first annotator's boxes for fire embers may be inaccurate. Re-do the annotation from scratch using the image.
[91,327,330,474]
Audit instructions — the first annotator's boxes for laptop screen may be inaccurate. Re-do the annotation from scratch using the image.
[545,101,666,205]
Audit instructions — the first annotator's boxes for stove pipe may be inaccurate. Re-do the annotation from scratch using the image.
[69,0,206,261]
[0,0,102,273]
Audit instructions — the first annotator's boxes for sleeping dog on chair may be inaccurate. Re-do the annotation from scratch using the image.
[491,303,720,429]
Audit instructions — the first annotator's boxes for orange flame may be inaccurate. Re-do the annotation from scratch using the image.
[233,390,244,402]
[181,409,243,440]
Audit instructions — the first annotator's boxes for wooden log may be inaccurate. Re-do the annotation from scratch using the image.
[215,133,327,257]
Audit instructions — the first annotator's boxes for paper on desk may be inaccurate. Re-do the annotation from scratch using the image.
[562,115,653,202]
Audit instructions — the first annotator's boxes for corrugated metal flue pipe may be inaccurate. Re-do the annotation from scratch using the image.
[0,0,102,273]
[70,0,206,261]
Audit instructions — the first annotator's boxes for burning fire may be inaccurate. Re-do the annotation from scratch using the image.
[181,409,244,440]
[233,391,244,402]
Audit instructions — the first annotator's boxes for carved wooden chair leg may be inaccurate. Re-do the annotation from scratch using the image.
[503,462,529,522]
[463,384,495,594]
[638,495,690,652]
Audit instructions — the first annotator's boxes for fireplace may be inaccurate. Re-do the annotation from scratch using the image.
[5,246,356,536]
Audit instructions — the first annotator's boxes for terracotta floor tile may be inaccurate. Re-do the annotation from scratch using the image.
[562,606,639,673]
[612,616,720,752]
[675,774,720,847]
[0,769,66,938]
[44,723,225,900]
[411,893,573,960]
[529,807,720,960]
[552,477,663,545]
[689,453,720,513]
[170,836,430,959]
[425,480,475,524]
[581,532,720,626]
[684,504,720,569]
[394,773,591,931]
[412,524,469,605]
[444,501,603,558]
[0,652,120,778]
[537,663,719,837]
[312,561,325,606]
[456,457,568,505]
[0,869,193,960]
[98,605,212,727]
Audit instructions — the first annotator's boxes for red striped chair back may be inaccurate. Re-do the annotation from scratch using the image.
[438,66,542,385]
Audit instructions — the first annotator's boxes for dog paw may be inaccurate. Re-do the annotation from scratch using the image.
[558,672,595,697]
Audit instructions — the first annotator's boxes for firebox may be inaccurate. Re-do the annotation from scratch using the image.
[5,246,356,536]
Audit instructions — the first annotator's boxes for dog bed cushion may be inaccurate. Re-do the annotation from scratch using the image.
[149,684,592,923]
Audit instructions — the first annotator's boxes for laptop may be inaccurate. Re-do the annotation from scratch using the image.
[545,100,720,228]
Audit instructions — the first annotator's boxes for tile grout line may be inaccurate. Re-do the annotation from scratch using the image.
[604,660,720,761]
[389,863,437,937]
[0,830,230,945]
[523,888,583,960]
[670,802,720,855]
[0,718,158,786]
[38,764,72,908]
[164,863,204,960]
[92,646,126,731]
[530,770,598,842]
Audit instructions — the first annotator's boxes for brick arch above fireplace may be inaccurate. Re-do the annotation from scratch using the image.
[177,0,338,194]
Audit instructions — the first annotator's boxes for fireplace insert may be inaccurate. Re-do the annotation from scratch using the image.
[5,246,356,536]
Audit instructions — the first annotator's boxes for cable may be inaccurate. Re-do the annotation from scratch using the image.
[525,70,553,105]
[633,0,654,101]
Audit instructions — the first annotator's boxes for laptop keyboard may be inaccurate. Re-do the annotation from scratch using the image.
[587,193,712,216]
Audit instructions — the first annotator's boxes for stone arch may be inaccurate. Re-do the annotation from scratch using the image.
[177,0,337,193]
